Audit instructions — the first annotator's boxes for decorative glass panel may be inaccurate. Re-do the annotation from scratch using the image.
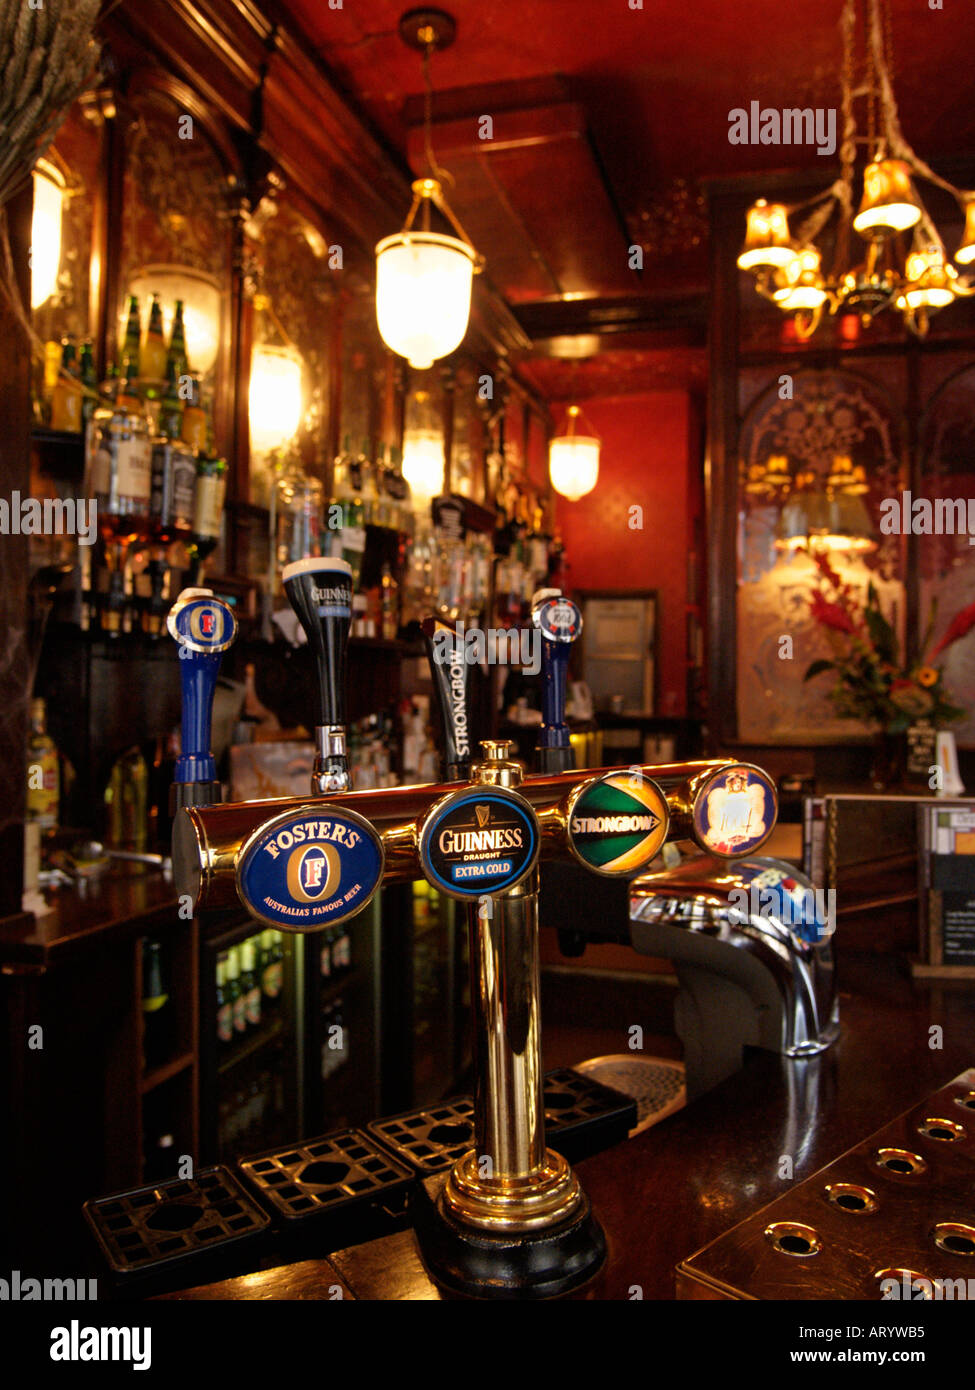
[736,368,906,742]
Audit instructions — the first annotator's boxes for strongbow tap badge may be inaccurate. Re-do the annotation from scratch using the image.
[695,765,777,856]
[566,771,669,875]
[419,787,539,899]
[237,806,383,931]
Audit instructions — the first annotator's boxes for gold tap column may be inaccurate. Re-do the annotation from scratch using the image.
[442,743,582,1233]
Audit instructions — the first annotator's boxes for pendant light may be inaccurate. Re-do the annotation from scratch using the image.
[249,294,304,456]
[375,10,482,369]
[30,158,66,310]
[549,405,600,502]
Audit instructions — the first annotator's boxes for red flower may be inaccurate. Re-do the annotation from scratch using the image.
[930,600,975,660]
[810,590,855,633]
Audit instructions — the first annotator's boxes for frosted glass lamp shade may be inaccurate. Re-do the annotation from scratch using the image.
[375,232,475,369]
[401,427,445,502]
[549,435,600,502]
[30,161,65,310]
[249,344,304,455]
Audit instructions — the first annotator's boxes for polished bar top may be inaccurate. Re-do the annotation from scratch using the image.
[0,864,178,968]
[165,953,975,1300]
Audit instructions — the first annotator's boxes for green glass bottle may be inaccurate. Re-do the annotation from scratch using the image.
[142,293,168,381]
[122,295,142,377]
[79,341,97,428]
[165,299,189,380]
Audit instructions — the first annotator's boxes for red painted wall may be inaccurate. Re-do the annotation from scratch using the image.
[555,391,696,717]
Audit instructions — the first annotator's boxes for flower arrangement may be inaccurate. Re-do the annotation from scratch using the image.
[803,550,975,732]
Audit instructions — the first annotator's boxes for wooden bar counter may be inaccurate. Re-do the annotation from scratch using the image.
[164,952,975,1300]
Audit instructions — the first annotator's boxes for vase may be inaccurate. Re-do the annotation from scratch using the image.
[869,729,905,791]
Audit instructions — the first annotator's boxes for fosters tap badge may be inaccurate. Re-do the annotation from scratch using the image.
[566,771,669,875]
[166,589,237,653]
[419,787,539,900]
[237,805,384,932]
[695,764,777,857]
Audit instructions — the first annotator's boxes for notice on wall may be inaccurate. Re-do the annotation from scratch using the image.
[940,892,975,965]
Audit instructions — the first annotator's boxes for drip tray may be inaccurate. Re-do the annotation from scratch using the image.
[238,1127,414,1221]
[84,1166,270,1275]
[573,1056,686,1134]
[368,1066,638,1173]
[677,1066,975,1299]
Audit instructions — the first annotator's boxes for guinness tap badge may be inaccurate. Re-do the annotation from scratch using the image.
[419,786,540,900]
[566,770,669,875]
[236,804,383,931]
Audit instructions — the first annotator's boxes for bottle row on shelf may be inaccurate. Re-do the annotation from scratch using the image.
[215,931,285,1050]
[218,1065,285,1158]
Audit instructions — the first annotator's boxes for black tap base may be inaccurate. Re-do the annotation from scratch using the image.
[411,1170,606,1299]
[535,744,575,775]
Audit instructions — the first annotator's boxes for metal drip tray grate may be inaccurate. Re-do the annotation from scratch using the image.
[368,1099,476,1174]
[573,1056,686,1133]
[368,1067,639,1173]
[238,1127,413,1220]
[84,1166,270,1274]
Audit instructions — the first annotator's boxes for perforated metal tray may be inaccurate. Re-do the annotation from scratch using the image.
[83,1166,270,1275]
[677,1066,975,1300]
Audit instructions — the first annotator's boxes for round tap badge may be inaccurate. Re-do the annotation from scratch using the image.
[532,595,582,643]
[236,805,384,932]
[418,786,539,900]
[167,589,237,653]
[694,764,777,857]
[566,770,669,876]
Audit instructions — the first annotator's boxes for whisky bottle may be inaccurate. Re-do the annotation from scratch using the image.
[88,360,153,635]
[121,295,142,376]
[27,698,59,830]
[50,339,82,433]
[186,453,227,585]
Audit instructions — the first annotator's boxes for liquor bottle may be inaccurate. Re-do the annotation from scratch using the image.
[158,360,183,442]
[320,928,332,980]
[241,938,262,1030]
[226,946,246,1036]
[89,359,153,635]
[179,377,207,452]
[26,698,59,829]
[275,448,323,573]
[358,439,379,526]
[380,563,399,640]
[186,453,227,585]
[79,341,97,430]
[215,954,233,1047]
[261,930,283,1010]
[338,443,366,590]
[333,924,351,972]
[165,299,189,381]
[386,444,411,534]
[141,293,168,381]
[121,295,142,377]
[141,939,170,1071]
[50,339,82,433]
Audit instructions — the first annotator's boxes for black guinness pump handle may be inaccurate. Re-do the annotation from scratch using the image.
[422,615,474,781]
[282,556,353,794]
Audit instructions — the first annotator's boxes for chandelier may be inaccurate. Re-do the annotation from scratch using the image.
[738,0,974,340]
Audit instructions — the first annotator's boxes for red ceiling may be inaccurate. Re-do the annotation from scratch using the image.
[279,0,974,218]
[275,0,974,398]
